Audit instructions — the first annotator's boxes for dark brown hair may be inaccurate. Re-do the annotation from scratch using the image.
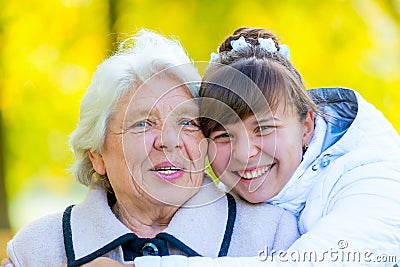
[199,27,319,137]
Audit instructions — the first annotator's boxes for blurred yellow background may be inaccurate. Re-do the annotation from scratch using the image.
[0,0,399,258]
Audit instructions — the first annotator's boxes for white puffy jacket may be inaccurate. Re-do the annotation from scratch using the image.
[134,88,400,266]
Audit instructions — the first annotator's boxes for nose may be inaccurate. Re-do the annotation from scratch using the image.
[154,124,182,151]
[232,134,260,163]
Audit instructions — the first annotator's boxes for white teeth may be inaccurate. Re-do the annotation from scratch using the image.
[155,167,180,174]
[237,164,274,179]
[243,172,251,179]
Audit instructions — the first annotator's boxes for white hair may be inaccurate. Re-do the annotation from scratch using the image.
[69,29,201,189]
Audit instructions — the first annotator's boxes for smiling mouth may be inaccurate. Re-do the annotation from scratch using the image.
[236,163,276,180]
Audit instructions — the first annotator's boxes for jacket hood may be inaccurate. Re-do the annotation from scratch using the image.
[312,88,400,154]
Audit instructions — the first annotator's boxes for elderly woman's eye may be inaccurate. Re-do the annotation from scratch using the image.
[134,121,150,128]
[180,120,191,126]
[179,119,199,127]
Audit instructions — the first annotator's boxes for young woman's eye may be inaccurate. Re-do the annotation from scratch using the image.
[217,133,231,138]
[257,125,275,134]
[210,132,232,143]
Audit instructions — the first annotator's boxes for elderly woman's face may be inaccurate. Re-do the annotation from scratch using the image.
[92,76,206,206]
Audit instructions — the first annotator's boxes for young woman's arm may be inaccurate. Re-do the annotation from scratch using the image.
[133,160,400,267]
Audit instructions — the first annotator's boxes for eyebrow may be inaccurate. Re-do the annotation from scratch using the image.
[124,108,151,120]
[124,105,199,122]
[173,106,199,117]
[252,116,281,125]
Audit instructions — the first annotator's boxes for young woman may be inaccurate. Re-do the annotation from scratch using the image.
[133,27,400,266]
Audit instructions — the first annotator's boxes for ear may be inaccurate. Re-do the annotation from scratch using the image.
[88,150,106,175]
[302,110,314,145]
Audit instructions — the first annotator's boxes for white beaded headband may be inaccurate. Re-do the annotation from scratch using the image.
[210,36,290,62]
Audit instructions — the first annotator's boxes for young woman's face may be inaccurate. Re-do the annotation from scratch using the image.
[208,99,314,203]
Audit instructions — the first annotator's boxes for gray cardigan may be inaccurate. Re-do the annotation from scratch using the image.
[7,176,299,266]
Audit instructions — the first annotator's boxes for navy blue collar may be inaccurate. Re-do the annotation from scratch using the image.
[62,193,236,266]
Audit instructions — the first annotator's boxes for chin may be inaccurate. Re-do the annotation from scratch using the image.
[239,191,270,204]
[247,196,266,204]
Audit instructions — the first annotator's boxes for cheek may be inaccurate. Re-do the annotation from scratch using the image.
[274,129,303,154]
[182,133,207,162]
[258,136,277,153]
[122,134,155,171]
[207,141,217,162]
[126,133,154,153]
[103,136,125,165]
[209,144,231,176]
[274,135,303,176]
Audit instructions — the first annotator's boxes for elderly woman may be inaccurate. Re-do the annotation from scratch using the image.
[3,30,299,266]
